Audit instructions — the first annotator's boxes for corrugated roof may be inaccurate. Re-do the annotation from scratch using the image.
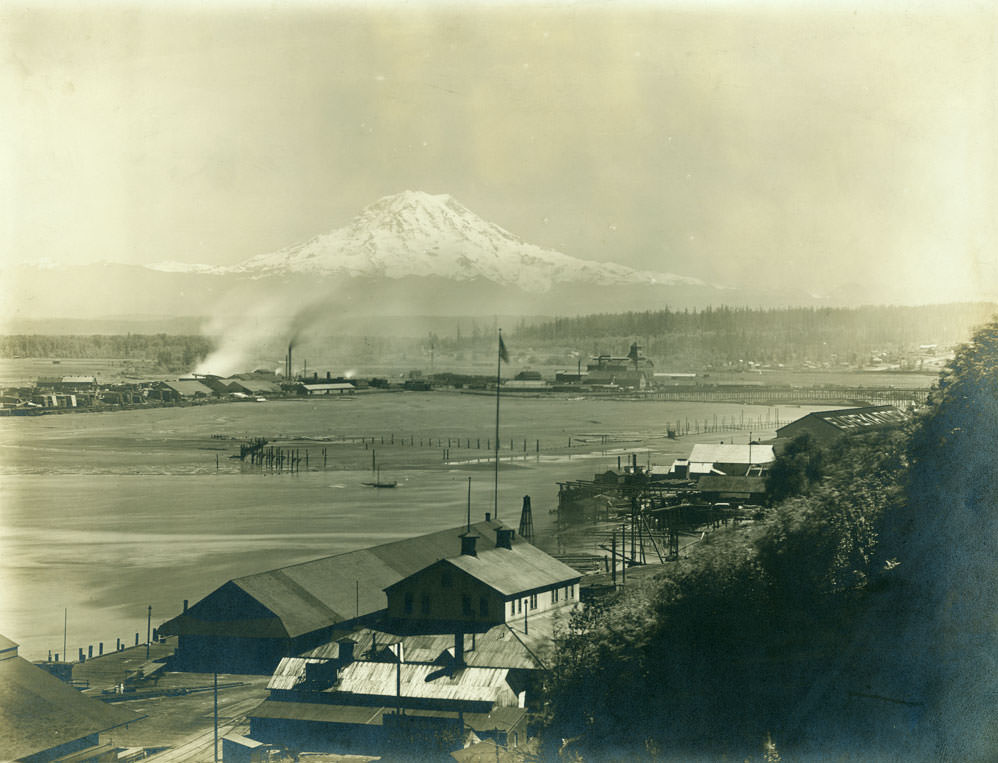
[688,444,775,465]
[249,700,525,732]
[267,657,326,690]
[223,521,514,638]
[0,654,139,759]
[306,610,567,670]
[303,383,356,391]
[442,544,582,597]
[333,662,515,705]
[811,405,907,433]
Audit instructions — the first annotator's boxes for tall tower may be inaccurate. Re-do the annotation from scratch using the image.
[518,495,534,542]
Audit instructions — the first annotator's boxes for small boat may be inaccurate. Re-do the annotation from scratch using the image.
[362,465,397,489]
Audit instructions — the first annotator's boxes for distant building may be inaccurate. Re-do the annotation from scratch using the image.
[776,405,908,447]
[0,635,138,762]
[684,443,775,478]
[302,382,357,396]
[226,379,280,397]
[157,379,213,401]
[585,342,654,389]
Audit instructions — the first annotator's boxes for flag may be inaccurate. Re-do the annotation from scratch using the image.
[499,334,509,363]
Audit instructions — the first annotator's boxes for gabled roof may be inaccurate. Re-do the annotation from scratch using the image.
[688,443,775,465]
[440,545,582,598]
[782,405,908,434]
[165,521,514,639]
[0,651,139,759]
[161,379,213,396]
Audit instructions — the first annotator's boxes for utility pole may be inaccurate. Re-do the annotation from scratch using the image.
[213,672,219,762]
[146,605,152,659]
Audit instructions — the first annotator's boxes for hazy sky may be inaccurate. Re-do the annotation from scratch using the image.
[3,1,996,304]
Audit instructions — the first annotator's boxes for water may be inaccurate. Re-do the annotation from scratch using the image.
[0,392,831,661]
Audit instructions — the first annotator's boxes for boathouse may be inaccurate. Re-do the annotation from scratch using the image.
[776,405,908,447]
[158,520,521,674]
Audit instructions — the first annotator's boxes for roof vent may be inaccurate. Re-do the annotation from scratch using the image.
[495,528,515,550]
[460,533,478,556]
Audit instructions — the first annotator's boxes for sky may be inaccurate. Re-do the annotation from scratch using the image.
[3,1,996,305]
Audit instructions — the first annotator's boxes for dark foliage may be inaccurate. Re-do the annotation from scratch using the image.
[540,429,908,760]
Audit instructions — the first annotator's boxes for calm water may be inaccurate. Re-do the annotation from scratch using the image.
[0,393,830,660]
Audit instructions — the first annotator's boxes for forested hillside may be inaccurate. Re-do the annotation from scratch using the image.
[513,303,997,367]
[540,317,998,760]
[0,334,213,371]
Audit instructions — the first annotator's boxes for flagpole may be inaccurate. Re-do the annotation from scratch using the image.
[494,329,502,521]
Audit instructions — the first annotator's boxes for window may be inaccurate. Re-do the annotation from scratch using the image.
[479,597,489,617]
[529,594,537,610]
[420,594,431,615]
[553,588,559,603]
[510,600,516,617]
[403,591,413,615]
[517,599,522,614]
[462,595,473,617]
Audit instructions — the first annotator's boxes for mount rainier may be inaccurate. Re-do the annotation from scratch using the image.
[153,190,705,293]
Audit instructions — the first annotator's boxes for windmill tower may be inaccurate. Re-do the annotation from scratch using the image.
[518,495,534,542]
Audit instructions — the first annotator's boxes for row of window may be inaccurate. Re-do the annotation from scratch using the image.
[400,582,577,619]
[402,591,489,617]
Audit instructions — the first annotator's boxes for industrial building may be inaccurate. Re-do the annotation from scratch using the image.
[0,635,139,762]
[158,520,531,674]
[673,443,775,479]
[775,405,908,446]
[245,527,580,756]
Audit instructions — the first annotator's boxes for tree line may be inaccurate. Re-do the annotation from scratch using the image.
[0,334,214,370]
[512,303,998,367]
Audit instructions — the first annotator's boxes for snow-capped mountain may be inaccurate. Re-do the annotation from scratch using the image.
[154,191,705,293]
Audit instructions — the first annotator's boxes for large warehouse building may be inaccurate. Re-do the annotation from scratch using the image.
[158,519,520,674]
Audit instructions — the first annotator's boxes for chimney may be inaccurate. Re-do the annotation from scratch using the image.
[460,533,478,556]
[454,631,465,668]
[495,528,515,550]
[337,638,356,665]
[485,512,491,522]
